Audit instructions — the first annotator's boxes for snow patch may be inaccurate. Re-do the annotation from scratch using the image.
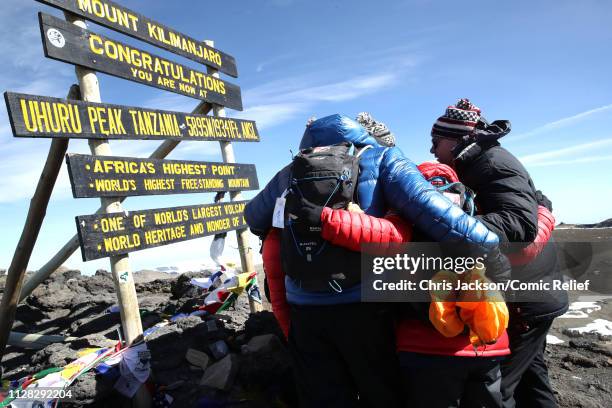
[547,334,564,345]
[566,319,612,337]
[559,301,602,319]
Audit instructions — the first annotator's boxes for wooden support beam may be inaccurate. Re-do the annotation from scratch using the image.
[204,40,261,313]
[8,332,78,350]
[0,85,79,358]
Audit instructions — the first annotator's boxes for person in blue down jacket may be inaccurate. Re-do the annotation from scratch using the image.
[245,114,509,408]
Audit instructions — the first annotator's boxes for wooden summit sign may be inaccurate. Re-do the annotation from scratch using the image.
[5,92,259,142]
[39,13,243,110]
[35,0,238,77]
[76,201,249,261]
[66,154,259,198]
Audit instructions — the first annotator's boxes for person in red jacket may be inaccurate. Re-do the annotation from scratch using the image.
[262,160,555,407]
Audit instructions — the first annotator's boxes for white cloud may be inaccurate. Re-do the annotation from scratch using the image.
[234,102,309,130]
[256,52,297,73]
[235,72,401,130]
[520,139,612,165]
[511,104,612,141]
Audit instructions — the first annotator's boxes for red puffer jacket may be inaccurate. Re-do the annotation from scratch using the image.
[262,228,290,338]
[507,205,555,266]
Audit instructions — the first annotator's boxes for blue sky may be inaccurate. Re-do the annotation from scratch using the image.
[1,0,611,273]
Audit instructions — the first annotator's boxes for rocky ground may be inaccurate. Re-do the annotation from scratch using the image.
[545,293,612,407]
[1,267,296,407]
[1,225,611,407]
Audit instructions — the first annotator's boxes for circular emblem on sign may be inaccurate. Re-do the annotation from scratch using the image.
[47,28,65,48]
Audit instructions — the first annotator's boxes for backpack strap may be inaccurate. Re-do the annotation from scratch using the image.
[354,144,373,158]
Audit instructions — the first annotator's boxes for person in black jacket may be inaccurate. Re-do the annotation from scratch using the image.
[429,99,568,408]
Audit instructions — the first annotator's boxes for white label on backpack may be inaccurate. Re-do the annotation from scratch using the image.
[272,197,286,228]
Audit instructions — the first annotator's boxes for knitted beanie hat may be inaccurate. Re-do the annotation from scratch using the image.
[431,98,481,139]
[355,112,396,147]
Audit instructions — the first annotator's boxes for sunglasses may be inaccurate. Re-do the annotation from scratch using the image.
[431,136,456,149]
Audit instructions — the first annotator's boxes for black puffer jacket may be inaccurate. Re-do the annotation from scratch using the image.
[454,141,538,247]
[453,122,568,322]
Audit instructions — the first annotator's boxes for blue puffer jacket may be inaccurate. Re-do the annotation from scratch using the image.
[245,114,499,305]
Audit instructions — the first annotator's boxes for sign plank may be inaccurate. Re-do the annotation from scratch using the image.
[39,13,243,110]
[66,154,259,198]
[35,0,238,77]
[5,92,259,142]
[76,201,249,261]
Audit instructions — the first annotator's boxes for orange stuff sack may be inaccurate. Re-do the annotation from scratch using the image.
[428,271,464,338]
[460,302,509,346]
[456,266,509,346]
[429,301,465,338]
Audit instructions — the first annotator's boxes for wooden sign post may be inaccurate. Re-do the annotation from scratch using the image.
[205,39,262,312]
[1,1,264,375]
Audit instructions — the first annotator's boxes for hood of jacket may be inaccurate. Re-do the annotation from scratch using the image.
[453,119,512,167]
[299,114,383,150]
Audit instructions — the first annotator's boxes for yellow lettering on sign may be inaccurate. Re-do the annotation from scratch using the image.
[87,32,228,99]
[184,116,243,139]
[19,99,82,134]
[191,205,222,220]
[227,178,250,188]
[94,179,136,192]
[145,22,222,66]
[179,82,196,95]
[92,160,154,174]
[89,34,104,55]
[100,216,124,232]
[189,222,204,235]
[153,209,189,225]
[78,0,139,31]
[87,107,126,136]
[143,178,175,191]
[103,233,141,252]
[143,225,186,245]
[180,178,225,190]
[240,122,257,139]
[158,77,175,89]
[211,165,236,176]
[224,202,246,215]
[206,218,231,233]
[128,110,180,137]
[161,162,208,175]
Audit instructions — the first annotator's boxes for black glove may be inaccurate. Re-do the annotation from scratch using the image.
[289,196,323,227]
[483,247,511,284]
[535,190,553,212]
